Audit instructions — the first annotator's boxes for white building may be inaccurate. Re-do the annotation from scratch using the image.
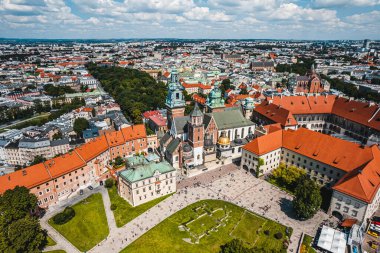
[241,127,380,223]
[118,156,176,206]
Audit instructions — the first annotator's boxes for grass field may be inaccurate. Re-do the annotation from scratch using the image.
[48,193,109,252]
[46,235,57,246]
[45,250,66,253]
[121,200,291,253]
[301,234,317,253]
[107,185,172,227]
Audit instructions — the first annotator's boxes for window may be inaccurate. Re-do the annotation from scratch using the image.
[354,203,360,208]
[335,203,341,210]
[352,210,358,217]
[44,198,48,203]
[46,188,50,193]
[343,206,349,213]
[136,190,139,194]
[39,192,43,196]
[50,195,54,200]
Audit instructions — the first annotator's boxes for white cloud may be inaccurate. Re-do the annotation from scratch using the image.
[314,0,380,7]
[346,10,380,24]
[183,7,231,22]
[268,3,339,22]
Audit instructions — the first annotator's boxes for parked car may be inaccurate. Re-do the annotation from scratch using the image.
[80,189,84,195]
[368,230,379,238]
[88,186,93,190]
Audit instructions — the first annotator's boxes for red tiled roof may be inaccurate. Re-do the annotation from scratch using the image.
[75,135,109,162]
[256,95,380,131]
[0,125,148,194]
[0,163,50,194]
[243,130,283,155]
[44,152,86,178]
[254,101,297,127]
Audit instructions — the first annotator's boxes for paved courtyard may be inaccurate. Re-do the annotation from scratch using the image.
[44,164,332,253]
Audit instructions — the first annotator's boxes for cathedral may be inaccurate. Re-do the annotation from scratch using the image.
[160,70,256,175]
[289,64,330,94]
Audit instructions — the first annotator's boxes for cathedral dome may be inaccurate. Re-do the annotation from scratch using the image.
[217,131,230,146]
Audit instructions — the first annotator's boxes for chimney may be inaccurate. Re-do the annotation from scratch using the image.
[22,170,27,176]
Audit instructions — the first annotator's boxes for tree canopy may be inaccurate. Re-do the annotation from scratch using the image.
[87,63,167,123]
[270,163,306,192]
[0,186,46,252]
[30,155,46,166]
[293,176,322,220]
[73,117,89,137]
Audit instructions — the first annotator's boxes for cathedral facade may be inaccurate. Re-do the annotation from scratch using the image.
[161,70,256,175]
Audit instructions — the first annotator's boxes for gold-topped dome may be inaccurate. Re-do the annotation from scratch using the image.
[217,131,230,146]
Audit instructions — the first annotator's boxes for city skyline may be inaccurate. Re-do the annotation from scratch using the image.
[0,0,380,40]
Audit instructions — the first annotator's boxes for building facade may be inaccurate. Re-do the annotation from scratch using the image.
[118,156,176,206]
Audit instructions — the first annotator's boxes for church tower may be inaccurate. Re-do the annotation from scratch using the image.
[165,69,185,129]
[206,82,225,113]
[242,97,254,120]
[188,103,204,166]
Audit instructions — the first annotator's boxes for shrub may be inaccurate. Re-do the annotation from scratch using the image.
[110,204,117,210]
[105,178,115,188]
[264,230,270,235]
[53,207,75,225]
[275,232,283,239]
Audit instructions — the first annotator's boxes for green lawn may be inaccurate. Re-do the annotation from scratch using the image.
[48,193,109,252]
[45,251,66,253]
[231,212,266,246]
[46,235,57,246]
[107,185,172,227]
[301,234,317,253]
[121,200,291,253]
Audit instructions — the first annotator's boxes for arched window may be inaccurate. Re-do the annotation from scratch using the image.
[241,128,245,138]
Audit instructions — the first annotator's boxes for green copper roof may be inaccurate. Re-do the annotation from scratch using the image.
[209,109,255,130]
[119,159,175,183]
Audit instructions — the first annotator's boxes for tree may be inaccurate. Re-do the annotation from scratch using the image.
[73,118,89,137]
[30,155,46,166]
[255,158,264,178]
[131,109,142,124]
[105,178,115,188]
[114,156,124,166]
[220,239,253,253]
[240,88,248,95]
[5,216,46,252]
[271,164,306,191]
[0,186,46,252]
[52,131,63,140]
[0,186,38,224]
[293,176,322,220]
[92,108,96,117]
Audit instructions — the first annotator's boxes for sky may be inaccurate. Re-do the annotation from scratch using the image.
[0,0,379,40]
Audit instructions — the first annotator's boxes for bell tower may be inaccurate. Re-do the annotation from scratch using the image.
[165,69,185,129]
[188,103,204,166]
[206,82,225,113]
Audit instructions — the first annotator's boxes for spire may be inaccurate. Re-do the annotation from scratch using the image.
[190,103,203,117]
[311,63,316,75]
